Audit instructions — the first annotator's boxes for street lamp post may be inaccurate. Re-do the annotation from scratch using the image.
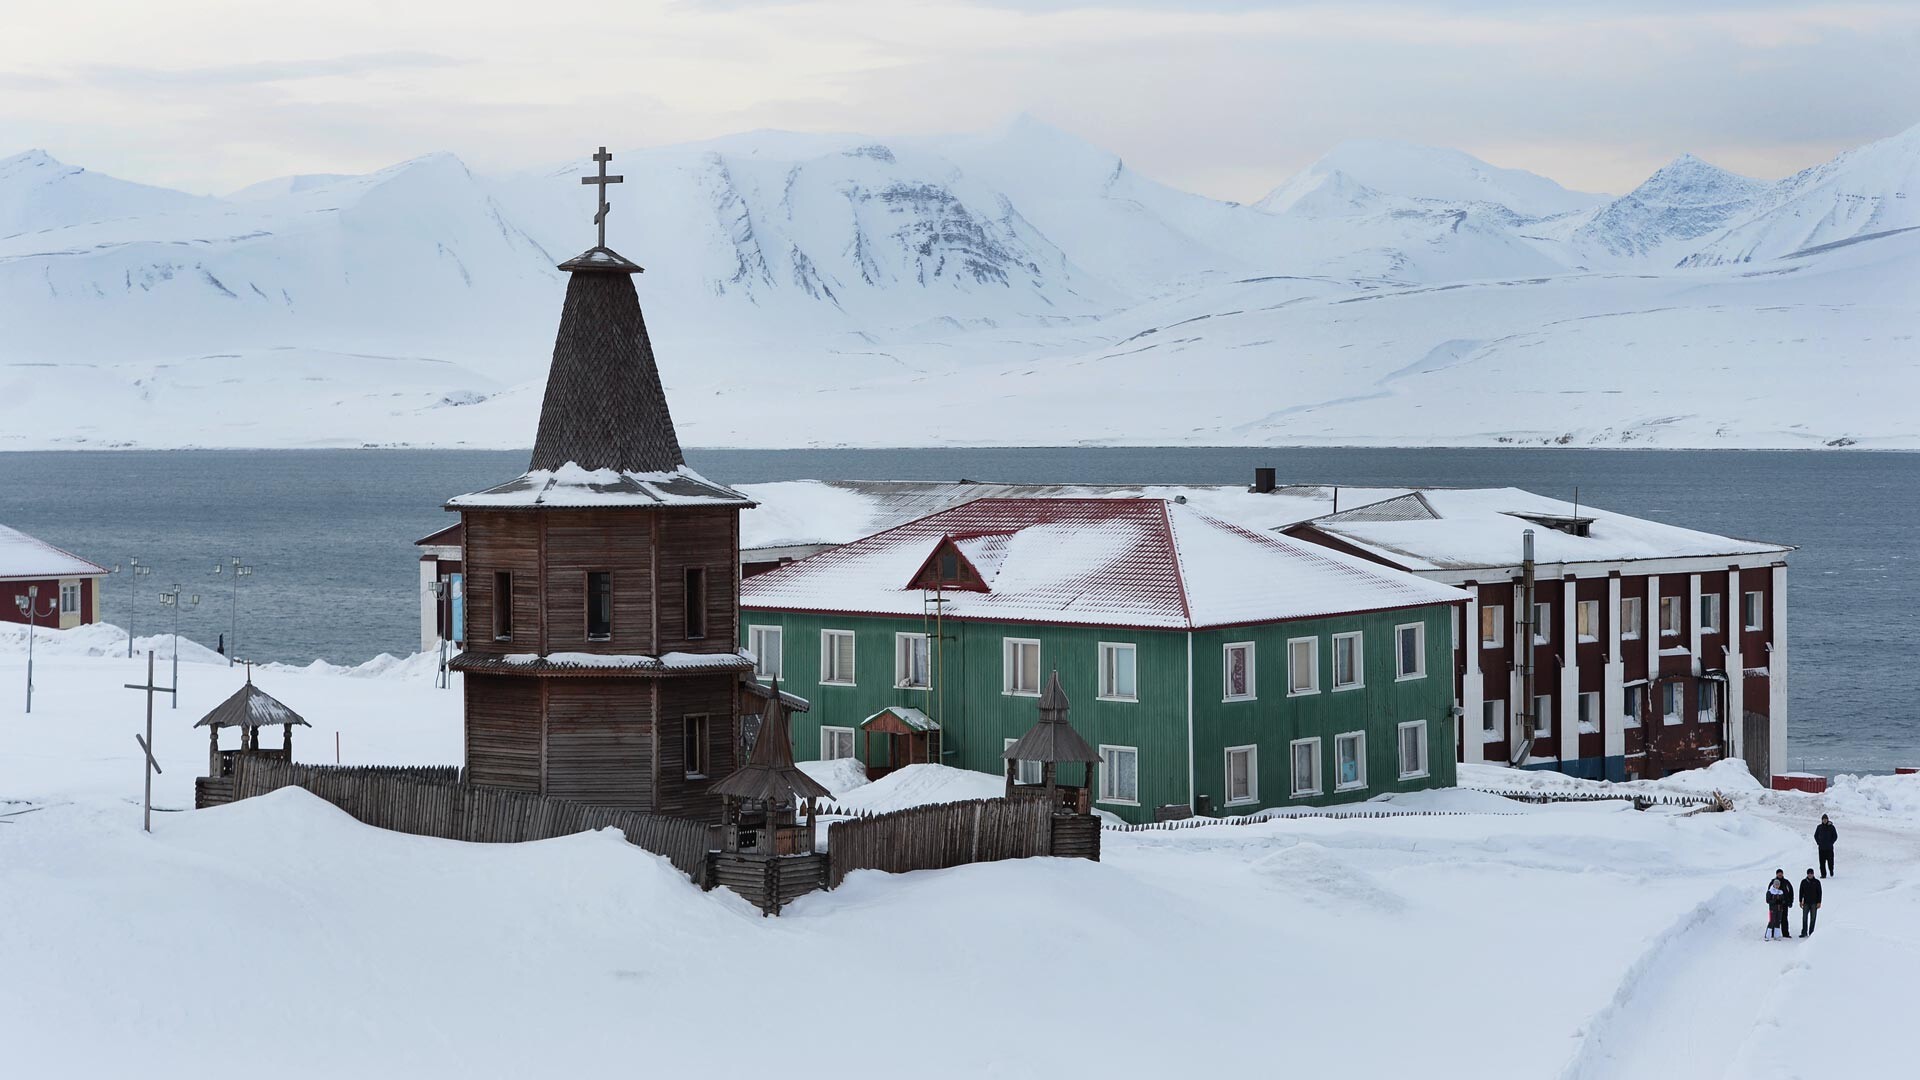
[157,585,201,710]
[113,559,152,658]
[15,586,56,714]
[212,558,253,667]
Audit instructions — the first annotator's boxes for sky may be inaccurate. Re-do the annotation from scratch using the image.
[2,0,1916,201]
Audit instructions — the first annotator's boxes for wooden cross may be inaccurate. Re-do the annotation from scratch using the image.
[580,146,624,249]
[123,650,174,834]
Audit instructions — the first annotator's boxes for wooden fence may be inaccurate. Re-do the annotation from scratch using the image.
[231,757,713,881]
[1462,786,1728,808]
[825,798,1054,889]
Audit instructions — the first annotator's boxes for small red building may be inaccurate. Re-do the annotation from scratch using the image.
[1,524,108,630]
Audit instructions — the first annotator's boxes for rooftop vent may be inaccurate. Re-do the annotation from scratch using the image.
[1251,467,1276,494]
[1507,512,1594,537]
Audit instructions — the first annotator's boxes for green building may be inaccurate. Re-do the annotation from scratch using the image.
[740,497,1467,823]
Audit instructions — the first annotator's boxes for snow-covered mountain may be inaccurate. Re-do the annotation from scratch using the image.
[1,118,1915,450]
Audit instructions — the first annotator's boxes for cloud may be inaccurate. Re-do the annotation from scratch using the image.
[84,51,466,88]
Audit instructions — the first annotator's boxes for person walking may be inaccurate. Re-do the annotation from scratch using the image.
[1766,869,1795,940]
[1799,869,1823,937]
[1815,815,1838,878]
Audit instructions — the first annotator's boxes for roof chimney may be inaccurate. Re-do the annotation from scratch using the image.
[1252,467,1277,494]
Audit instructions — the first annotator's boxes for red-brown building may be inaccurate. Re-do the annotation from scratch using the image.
[1,524,108,630]
[1284,489,1792,782]
[445,235,756,821]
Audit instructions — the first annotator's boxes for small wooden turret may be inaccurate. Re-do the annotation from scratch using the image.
[1003,669,1101,814]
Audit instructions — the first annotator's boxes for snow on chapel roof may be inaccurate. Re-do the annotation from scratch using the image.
[742,498,1465,631]
[0,524,110,581]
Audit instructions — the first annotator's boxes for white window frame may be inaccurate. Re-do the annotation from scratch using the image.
[1393,623,1425,681]
[821,726,856,761]
[1661,682,1683,725]
[1742,591,1765,631]
[820,629,856,686]
[1576,600,1599,643]
[894,631,931,690]
[1287,636,1319,696]
[1578,691,1600,733]
[1289,737,1322,798]
[1659,595,1683,637]
[1097,744,1139,806]
[1098,642,1138,702]
[1396,720,1429,780]
[1331,631,1365,691]
[1224,745,1258,806]
[1482,699,1506,741]
[1533,694,1553,737]
[1222,641,1256,701]
[1699,593,1722,634]
[1334,732,1367,792]
[58,581,80,614]
[1004,738,1043,785]
[1003,637,1041,697]
[748,624,783,681]
[1532,602,1552,645]
[1481,604,1505,649]
[1620,596,1643,641]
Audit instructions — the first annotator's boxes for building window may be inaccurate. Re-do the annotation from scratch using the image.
[1482,700,1506,741]
[1332,631,1364,690]
[586,571,612,641]
[1743,591,1765,631]
[1397,721,1429,780]
[1481,604,1505,649]
[1661,682,1683,724]
[1098,642,1138,701]
[1003,638,1041,696]
[1334,732,1366,791]
[1698,681,1720,723]
[1659,595,1683,637]
[58,582,80,614]
[1621,596,1643,641]
[683,715,710,779]
[1223,641,1255,700]
[1576,600,1599,643]
[1394,624,1424,681]
[748,625,783,680]
[1624,684,1646,728]
[683,567,707,639]
[1290,737,1322,797]
[821,630,856,685]
[1003,739,1043,785]
[822,726,856,761]
[1532,602,1552,644]
[1287,637,1319,696]
[1098,745,1139,805]
[492,571,512,641]
[1225,745,1257,805]
[1533,694,1553,737]
[1578,691,1600,733]
[895,632,931,689]
[1699,593,1722,634]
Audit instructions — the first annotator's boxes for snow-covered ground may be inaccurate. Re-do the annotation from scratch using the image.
[3,624,1916,1078]
[3,118,1917,451]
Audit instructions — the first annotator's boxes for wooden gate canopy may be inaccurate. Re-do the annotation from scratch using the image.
[194,678,310,777]
[860,706,942,779]
[1004,670,1099,813]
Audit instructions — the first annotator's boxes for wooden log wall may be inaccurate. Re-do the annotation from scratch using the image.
[544,513,655,654]
[465,674,542,792]
[825,798,1054,889]
[654,510,739,654]
[545,678,653,808]
[651,676,737,822]
[229,757,711,880]
[707,851,829,915]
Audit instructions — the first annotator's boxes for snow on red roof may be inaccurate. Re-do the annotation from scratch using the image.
[0,524,110,581]
[742,498,1465,630]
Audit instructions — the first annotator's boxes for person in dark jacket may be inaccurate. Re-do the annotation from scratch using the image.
[1799,869,1823,937]
[1815,815,1838,877]
[1766,870,1794,939]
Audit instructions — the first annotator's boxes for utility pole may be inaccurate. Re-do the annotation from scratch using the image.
[112,559,151,657]
[212,558,253,667]
[157,585,201,709]
[124,651,175,834]
[15,586,55,714]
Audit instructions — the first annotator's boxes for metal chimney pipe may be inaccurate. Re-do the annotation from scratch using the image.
[1252,467,1276,494]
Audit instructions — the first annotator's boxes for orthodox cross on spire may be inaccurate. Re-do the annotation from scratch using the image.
[581,146,624,249]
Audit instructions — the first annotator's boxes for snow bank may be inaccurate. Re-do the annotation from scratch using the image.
[1817,771,1920,822]
[0,621,225,664]
[1459,758,1763,799]
[824,764,1004,813]
[798,757,871,798]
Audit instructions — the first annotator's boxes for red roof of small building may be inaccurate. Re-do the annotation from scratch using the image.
[0,524,110,582]
[742,498,1465,631]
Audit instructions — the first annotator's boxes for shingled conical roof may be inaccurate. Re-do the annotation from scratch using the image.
[527,247,684,473]
[193,680,310,730]
[713,679,831,804]
[1004,669,1099,765]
